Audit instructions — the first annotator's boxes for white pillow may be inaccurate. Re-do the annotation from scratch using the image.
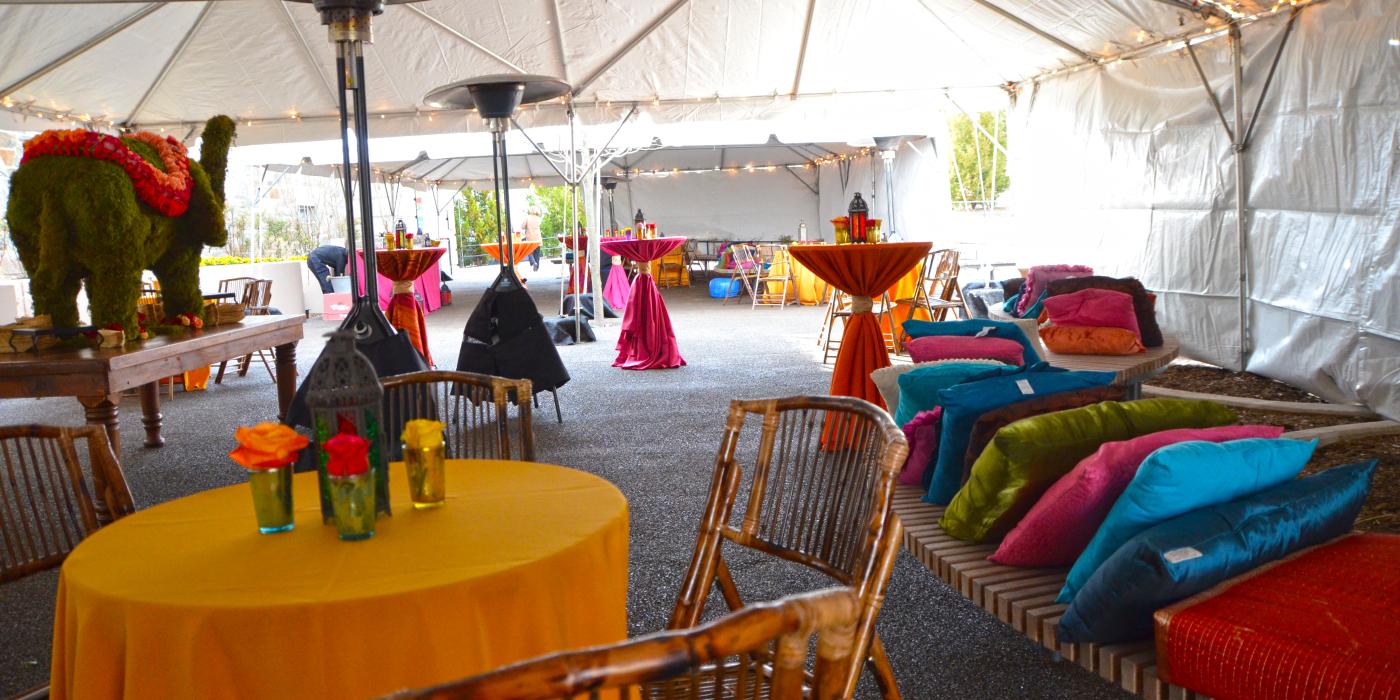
[871,359,1007,413]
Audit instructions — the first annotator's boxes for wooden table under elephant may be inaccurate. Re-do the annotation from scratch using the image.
[0,315,304,454]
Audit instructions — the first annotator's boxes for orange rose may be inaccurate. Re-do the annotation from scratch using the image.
[229,423,310,470]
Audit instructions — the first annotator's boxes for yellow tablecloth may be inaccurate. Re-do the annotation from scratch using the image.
[51,459,629,699]
[788,250,831,305]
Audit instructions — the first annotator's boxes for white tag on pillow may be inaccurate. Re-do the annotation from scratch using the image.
[1164,547,1204,564]
[1015,379,1034,395]
[976,326,995,338]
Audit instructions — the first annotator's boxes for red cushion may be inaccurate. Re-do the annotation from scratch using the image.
[1043,288,1141,340]
[1156,533,1400,700]
[906,336,1025,366]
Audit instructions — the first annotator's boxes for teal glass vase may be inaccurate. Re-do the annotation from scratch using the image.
[330,473,376,541]
[248,466,294,534]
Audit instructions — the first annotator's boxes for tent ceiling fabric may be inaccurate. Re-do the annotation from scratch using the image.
[0,0,1284,144]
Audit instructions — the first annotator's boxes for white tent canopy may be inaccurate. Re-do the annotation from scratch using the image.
[1,0,1288,141]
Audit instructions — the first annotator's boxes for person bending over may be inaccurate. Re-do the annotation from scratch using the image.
[306,244,348,294]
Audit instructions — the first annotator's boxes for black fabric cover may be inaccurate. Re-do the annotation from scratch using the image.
[542,316,596,345]
[456,283,570,393]
[1045,275,1164,347]
[561,293,619,320]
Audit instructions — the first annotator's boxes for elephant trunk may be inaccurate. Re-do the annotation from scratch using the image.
[198,115,236,206]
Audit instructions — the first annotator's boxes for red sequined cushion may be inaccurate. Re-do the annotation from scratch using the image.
[1155,533,1400,700]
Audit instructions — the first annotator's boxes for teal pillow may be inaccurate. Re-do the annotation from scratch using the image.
[893,362,1018,427]
[1058,437,1318,604]
[902,318,1040,366]
[924,366,1118,503]
[1057,461,1376,643]
[939,398,1237,540]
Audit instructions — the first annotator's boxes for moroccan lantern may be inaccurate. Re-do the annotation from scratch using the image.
[304,330,391,522]
[848,192,869,244]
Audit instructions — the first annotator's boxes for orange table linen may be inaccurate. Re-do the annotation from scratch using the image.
[787,242,931,408]
[50,459,629,700]
[480,241,541,266]
[880,261,931,336]
[372,247,444,366]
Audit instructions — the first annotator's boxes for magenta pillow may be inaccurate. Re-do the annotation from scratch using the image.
[907,336,1024,366]
[1016,264,1094,316]
[1043,288,1142,341]
[898,408,941,486]
[988,424,1285,567]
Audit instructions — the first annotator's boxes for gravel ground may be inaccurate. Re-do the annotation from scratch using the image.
[0,261,1129,698]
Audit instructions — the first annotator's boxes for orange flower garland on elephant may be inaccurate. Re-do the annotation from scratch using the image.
[19,129,194,217]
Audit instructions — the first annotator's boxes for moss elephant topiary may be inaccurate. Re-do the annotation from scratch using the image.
[4,115,235,336]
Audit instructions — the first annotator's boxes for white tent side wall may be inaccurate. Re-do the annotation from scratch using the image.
[1012,0,1400,418]
[620,169,818,241]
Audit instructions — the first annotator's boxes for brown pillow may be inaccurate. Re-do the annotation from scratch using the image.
[1046,276,1163,347]
[962,385,1128,483]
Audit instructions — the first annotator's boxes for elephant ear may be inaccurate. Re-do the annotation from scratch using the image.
[180,163,227,248]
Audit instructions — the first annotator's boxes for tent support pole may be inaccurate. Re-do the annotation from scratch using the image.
[783,166,818,196]
[1243,8,1301,146]
[590,157,605,326]
[510,119,575,184]
[944,92,1009,158]
[275,0,338,107]
[1230,24,1248,371]
[966,0,1094,62]
[126,2,212,125]
[1185,41,1235,141]
[790,0,818,95]
[575,0,691,94]
[403,4,526,73]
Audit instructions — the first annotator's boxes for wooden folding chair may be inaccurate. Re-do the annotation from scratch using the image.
[818,290,899,364]
[383,588,859,700]
[713,244,761,304]
[215,278,276,384]
[380,370,535,462]
[752,244,795,308]
[669,396,908,699]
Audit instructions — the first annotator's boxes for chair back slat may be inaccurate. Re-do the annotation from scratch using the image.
[0,424,133,583]
[381,370,535,462]
[669,396,907,698]
[380,588,859,700]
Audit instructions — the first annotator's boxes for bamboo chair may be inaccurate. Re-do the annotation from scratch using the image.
[380,370,535,462]
[0,424,135,585]
[383,588,860,700]
[752,244,794,308]
[670,396,908,699]
[818,291,899,364]
[215,278,276,384]
[713,244,760,304]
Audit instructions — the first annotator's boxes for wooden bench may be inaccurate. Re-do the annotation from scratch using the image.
[893,486,1203,699]
[1041,335,1180,398]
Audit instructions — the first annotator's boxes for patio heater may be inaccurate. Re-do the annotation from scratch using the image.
[601,177,621,233]
[873,135,924,241]
[424,75,572,421]
[285,0,428,431]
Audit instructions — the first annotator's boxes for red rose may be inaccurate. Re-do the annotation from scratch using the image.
[323,432,370,477]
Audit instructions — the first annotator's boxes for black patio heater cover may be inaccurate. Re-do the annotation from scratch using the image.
[423,75,572,394]
[285,0,428,431]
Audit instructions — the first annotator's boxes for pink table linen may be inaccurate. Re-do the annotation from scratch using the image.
[600,237,687,370]
[354,249,444,313]
[603,265,631,311]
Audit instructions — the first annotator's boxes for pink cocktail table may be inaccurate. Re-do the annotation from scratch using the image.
[599,237,687,370]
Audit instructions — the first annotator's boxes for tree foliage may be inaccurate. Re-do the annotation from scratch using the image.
[948,111,1010,208]
[452,189,499,264]
[528,185,585,244]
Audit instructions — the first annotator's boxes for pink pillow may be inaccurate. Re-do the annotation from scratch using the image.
[1016,264,1094,316]
[907,336,1024,366]
[898,408,941,486]
[988,424,1285,567]
[1043,288,1142,341]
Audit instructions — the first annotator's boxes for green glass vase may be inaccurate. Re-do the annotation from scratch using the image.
[330,473,376,541]
[248,466,294,534]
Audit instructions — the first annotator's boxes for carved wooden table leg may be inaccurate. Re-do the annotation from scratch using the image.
[139,381,165,448]
[79,394,121,456]
[275,341,298,420]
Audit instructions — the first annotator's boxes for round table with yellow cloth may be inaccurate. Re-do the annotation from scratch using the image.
[50,459,629,700]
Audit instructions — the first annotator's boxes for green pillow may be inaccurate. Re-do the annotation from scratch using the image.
[939,399,1237,542]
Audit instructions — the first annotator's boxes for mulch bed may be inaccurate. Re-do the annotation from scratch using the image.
[1147,363,1399,535]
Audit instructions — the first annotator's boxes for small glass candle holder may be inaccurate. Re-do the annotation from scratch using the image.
[404,443,447,509]
[248,466,294,534]
[330,473,376,541]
